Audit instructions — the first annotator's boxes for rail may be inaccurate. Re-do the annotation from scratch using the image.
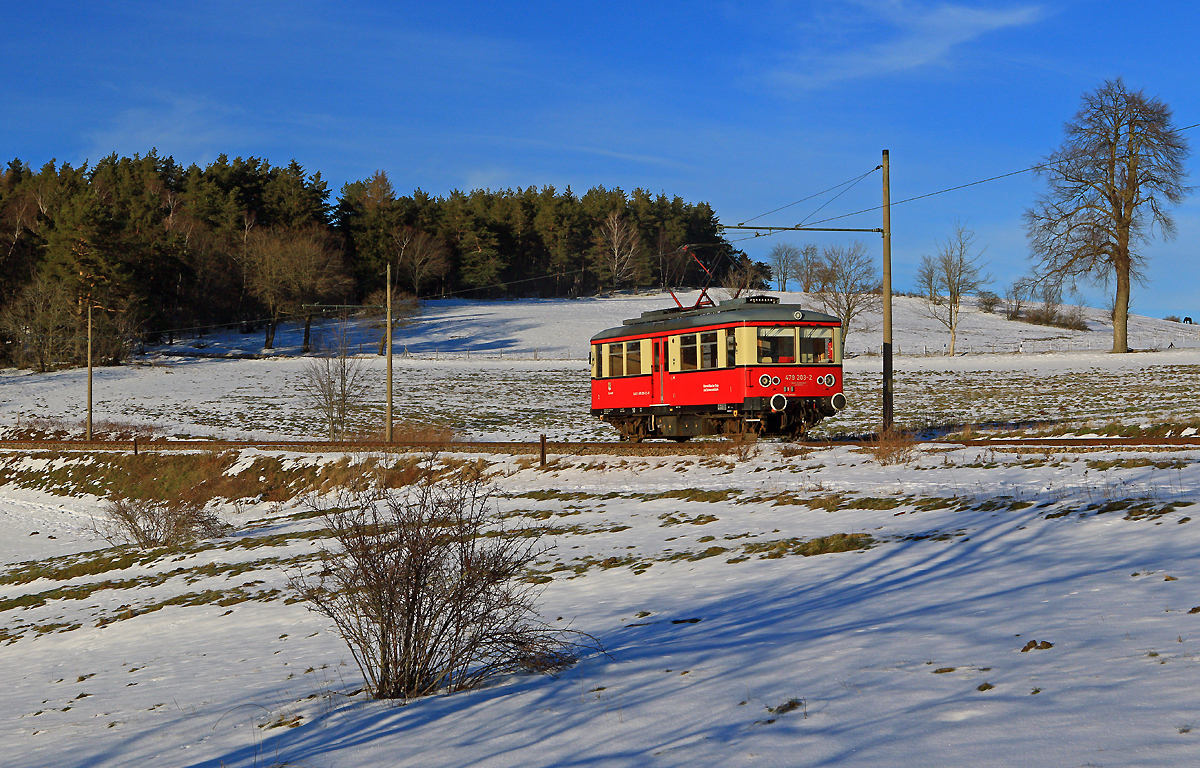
[2,435,1199,456]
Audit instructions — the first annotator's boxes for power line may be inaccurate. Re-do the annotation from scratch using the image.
[749,121,1200,231]
[805,165,1038,227]
[737,167,881,225]
[797,167,879,227]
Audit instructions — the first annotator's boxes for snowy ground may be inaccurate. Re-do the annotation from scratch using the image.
[2,294,1200,767]
[3,290,1200,442]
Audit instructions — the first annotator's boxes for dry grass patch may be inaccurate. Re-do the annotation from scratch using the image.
[743,533,873,559]
[861,429,919,466]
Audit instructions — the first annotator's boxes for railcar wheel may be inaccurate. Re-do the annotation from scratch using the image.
[616,418,648,443]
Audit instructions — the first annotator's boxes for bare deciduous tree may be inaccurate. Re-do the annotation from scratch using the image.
[599,211,642,290]
[0,273,72,371]
[795,244,823,292]
[1025,77,1190,353]
[390,226,449,298]
[1003,279,1030,321]
[298,319,369,441]
[767,242,800,292]
[815,241,879,356]
[720,256,770,299]
[243,225,350,350]
[288,460,590,700]
[916,224,990,355]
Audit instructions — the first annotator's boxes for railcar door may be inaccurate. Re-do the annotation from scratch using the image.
[651,338,666,404]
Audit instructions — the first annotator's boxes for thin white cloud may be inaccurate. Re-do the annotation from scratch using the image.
[775,1,1044,89]
[463,133,698,173]
[81,90,259,166]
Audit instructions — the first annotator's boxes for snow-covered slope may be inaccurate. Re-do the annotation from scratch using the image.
[1,294,1199,767]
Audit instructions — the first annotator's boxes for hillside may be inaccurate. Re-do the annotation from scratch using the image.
[0,294,1198,767]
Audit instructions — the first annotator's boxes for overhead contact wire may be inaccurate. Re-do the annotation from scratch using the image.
[738,167,881,226]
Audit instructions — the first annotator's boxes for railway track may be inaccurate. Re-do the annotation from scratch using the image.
[1,435,1199,455]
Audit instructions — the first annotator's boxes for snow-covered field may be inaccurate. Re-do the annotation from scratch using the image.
[2,293,1200,767]
[4,290,1199,442]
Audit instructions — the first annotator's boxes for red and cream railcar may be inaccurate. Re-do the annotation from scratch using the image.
[590,295,847,441]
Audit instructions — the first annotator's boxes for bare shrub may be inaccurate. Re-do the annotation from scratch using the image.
[288,460,592,700]
[976,290,1001,314]
[357,420,458,445]
[1059,301,1090,331]
[1166,315,1182,323]
[95,496,230,547]
[731,437,760,462]
[1026,282,1063,326]
[862,429,919,466]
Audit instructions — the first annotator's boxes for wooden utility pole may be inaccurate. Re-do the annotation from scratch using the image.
[86,302,93,441]
[881,150,893,433]
[386,263,393,443]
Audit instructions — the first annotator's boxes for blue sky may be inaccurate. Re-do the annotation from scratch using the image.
[5,1,1199,317]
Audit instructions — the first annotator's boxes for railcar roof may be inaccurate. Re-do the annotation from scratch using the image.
[590,296,840,342]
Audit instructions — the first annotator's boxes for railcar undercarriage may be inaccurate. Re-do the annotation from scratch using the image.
[601,395,844,442]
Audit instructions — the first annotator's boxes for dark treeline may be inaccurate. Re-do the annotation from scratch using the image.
[0,151,740,369]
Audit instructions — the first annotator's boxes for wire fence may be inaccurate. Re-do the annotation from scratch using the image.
[855,331,1200,357]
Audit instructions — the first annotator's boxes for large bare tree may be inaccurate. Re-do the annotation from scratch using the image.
[815,241,879,357]
[1025,78,1190,353]
[243,225,350,350]
[916,223,990,355]
[795,244,823,292]
[599,211,641,290]
[767,242,800,292]
[390,225,448,298]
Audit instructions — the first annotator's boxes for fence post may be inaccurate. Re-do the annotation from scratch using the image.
[540,434,547,467]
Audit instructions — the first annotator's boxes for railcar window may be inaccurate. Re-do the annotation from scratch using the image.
[799,328,834,363]
[757,327,795,364]
[700,332,718,369]
[726,330,737,367]
[608,343,624,377]
[626,341,642,375]
[680,334,698,370]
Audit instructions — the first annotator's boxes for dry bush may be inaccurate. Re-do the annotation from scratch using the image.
[779,444,813,460]
[4,416,162,441]
[357,420,458,444]
[699,440,732,458]
[94,496,231,547]
[976,290,1001,314]
[862,429,919,466]
[730,437,760,462]
[288,459,594,700]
